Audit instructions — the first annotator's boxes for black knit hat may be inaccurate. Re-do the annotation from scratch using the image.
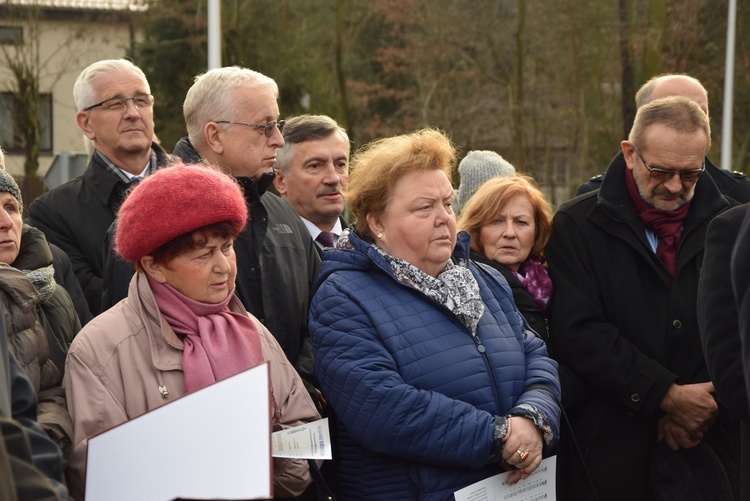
[0,171,22,210]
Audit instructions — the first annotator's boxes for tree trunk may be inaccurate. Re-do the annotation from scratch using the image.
[511,0,526,167]
[618,0,635,137]
[335,0,352,140]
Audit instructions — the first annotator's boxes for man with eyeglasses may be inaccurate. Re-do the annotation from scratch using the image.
[576,74,750,202]
[546,97,738,500]
[28,59,169,317]
[172,67,321,408]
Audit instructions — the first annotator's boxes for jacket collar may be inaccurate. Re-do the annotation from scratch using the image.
[172,137,203,164]
[15,224,53,271]
[84,142,170,209]
[592,150,729,279]
[236,171,275,202]
[596,150,729,235]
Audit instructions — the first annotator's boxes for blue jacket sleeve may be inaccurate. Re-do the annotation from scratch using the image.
[476,263,561,446]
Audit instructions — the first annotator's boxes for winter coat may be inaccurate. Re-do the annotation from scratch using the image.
[0,265,73,462]
[28,144,169,316]
[1,223,80,464]
[546,153,737,500]
[172,137,321,367]
[698,204,750,421]
[64,272,321,501]
[1,322,70,500]
[16,225,81,373]
[309,229,560,501]
[698,204,749,500]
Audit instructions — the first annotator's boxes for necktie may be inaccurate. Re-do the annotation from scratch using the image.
[316,231,336,249]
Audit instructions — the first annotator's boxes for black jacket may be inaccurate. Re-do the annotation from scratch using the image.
[733,207,750,407]
[576,153,750,203]
[547,152,734,500]
[28,144,169,316]
[48,244,91,326]
[698,204,750,421]
[171,138,321,366]
[699,204,750,501]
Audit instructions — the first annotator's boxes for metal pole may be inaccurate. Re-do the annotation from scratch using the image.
[207,0,221,70]
[721,0,737,171]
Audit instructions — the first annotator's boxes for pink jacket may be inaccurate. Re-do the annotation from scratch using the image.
[64,272,320,500]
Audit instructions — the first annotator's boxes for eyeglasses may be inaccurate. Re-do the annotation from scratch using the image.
[214,120,284,138]
[84,94,155,112]
[631,143,704,183]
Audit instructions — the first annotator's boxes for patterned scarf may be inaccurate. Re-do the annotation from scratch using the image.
[511,258,553,313]
[624,167,691,276]
[374,246,485,335]
[147,275,278,421]
[21,264,56,302]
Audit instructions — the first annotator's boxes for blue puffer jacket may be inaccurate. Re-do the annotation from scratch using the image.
[310,230,560,501]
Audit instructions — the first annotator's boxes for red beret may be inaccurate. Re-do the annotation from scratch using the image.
[115,163,247,263]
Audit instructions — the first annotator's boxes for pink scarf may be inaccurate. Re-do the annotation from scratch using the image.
[147,276,276,419]
[511,258,553,313]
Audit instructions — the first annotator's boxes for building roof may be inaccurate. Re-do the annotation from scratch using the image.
[7,0,148,12]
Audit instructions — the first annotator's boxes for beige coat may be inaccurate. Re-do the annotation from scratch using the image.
[64,272,320,500]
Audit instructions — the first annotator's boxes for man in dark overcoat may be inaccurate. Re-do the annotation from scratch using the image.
[28,59,169,316]
[547,96,737,500]
[698,204,748,500]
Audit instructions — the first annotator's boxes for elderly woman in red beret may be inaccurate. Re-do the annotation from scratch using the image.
[64,163,320,500]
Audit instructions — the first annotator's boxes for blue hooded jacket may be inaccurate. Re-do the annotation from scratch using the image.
[310,229,560,500]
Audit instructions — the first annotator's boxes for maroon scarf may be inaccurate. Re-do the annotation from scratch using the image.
[148,275,278,421]
[624,168,691,276]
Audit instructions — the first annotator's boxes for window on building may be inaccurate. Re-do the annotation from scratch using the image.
[0,92,53,154]
[0,26,23,45]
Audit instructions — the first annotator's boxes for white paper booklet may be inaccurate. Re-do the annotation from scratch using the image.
[272,418,332,459]
[85,363,272,501]
[454,455,556,501]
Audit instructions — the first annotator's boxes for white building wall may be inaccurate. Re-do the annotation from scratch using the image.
[0,13,135,177]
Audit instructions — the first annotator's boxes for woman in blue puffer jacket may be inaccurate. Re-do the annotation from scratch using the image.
[309,128,561,501]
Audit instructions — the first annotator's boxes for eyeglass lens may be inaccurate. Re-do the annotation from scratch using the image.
[98,95,154,111]
[268,120,284,137]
